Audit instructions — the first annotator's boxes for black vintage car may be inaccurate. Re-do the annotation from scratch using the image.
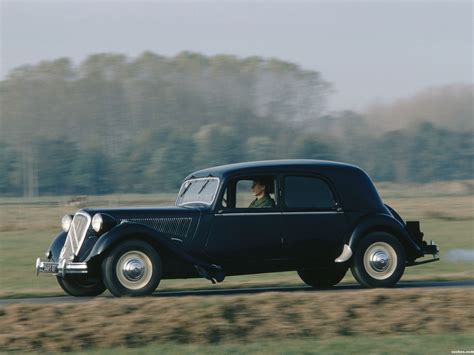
[36,160,439,297]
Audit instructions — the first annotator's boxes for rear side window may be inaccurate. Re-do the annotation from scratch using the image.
[284,176,335,209]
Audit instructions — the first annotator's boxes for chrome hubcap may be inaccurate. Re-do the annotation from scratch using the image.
[363,242,397,280]
[123,258,145,281]
[369,250,390,272]
[116,251,153,290]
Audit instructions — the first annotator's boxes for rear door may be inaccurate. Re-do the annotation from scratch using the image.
[281,174,347,266]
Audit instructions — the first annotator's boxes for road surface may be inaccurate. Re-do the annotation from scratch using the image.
[1,279,472,306]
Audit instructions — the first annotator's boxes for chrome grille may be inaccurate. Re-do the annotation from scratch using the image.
[60,212,91,261]
[122,217,192,239]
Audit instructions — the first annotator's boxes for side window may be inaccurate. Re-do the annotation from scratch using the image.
[236,180,255,208]
[284,176,335,209]
[221,176,277,209]
[221,186,228,208]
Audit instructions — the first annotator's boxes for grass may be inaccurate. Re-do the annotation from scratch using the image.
[0,182,472,298]
[72,333,474,355]
[2,288,473,352]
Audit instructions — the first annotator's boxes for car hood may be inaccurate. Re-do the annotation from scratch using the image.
[80,206,202,220]
[78,206,202,243]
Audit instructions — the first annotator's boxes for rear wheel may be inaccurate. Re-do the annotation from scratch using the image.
[101,240,162,297]
[297,264,348,288]
[351,232,406,288]
[57,275,106,297]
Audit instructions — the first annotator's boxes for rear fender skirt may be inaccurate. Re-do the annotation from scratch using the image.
[47,232,67,262]
[86,222,224,282]
[348,214,423,259]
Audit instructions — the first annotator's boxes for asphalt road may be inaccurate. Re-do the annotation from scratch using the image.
[1,280,473,306]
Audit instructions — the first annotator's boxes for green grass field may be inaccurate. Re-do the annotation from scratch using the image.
[0,182,472,298]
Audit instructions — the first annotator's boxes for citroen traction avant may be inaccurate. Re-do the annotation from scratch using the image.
[36,160,439,297]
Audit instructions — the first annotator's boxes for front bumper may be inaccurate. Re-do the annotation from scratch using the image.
[36,257,88,277]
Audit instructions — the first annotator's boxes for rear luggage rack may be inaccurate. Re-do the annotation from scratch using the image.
[405,221,440,266]
[406,221,424,245]
[422,239,439,256]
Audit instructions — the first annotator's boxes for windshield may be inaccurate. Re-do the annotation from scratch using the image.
[176,177,220,206]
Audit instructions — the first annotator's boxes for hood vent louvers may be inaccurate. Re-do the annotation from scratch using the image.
[121,217,192,239]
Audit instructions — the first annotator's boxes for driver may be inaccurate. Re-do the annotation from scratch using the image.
[248,178,275,208]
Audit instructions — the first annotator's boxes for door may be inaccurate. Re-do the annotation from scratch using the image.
[281,175,347,266]
[205,177,283,263]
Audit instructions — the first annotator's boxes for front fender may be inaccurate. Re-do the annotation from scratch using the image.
[348,213,423,260]
[86,222,224,281]
[48,231,67,261]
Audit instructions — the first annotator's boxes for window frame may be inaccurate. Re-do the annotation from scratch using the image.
[281,173,340,212]
[216,173,281,214]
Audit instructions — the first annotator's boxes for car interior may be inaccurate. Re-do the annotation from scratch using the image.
[221,176,277,209]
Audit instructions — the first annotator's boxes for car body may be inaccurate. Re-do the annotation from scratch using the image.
[36,160,439,296]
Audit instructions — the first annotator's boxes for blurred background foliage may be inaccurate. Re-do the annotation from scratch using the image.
[0,51,472,197]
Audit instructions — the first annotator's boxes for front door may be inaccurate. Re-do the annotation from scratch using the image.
[281,175,348,266]
[205,177,283,264]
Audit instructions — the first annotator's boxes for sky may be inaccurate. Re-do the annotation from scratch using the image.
[1,0,472,111]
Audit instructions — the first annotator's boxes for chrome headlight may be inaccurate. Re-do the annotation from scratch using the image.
[92,213,103,233]
[61,214,73,232]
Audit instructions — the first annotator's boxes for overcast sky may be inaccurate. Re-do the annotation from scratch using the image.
[1,1,472,111]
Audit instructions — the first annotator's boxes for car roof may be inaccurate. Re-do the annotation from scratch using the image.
[185,159,358,180]
[184,159,385,211]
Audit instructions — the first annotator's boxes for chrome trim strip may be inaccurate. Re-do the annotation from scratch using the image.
[215,211,342,216]
[335,244,353,263]
[215,212,282,216]
[282,211,342,215]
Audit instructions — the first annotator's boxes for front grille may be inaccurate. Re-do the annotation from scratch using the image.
[122,217,192,239]
[60,212,91,261]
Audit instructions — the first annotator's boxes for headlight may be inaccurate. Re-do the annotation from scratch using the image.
[92,213,103,233]
[61,214,73,232]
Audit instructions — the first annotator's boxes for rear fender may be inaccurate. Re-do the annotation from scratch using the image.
[348,213,423,260]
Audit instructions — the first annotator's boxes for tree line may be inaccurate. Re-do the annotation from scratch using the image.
[0,52,472,196]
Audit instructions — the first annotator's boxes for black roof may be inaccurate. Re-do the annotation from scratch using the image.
[185,159,384,211]
[186,159,358,180]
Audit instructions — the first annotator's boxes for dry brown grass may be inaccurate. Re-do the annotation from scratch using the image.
[1,288,473,353]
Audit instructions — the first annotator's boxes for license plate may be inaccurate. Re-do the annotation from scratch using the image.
[43,263,58,273]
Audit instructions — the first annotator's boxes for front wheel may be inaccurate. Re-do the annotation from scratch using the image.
[297,264,348,288]
[57,275,106,297]
[101,240,162,297]
[351,232,406,288]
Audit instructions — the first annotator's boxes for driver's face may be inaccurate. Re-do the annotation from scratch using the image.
[251,181,265,196]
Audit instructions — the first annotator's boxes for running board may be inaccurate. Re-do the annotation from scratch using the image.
[194,264,225,284]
